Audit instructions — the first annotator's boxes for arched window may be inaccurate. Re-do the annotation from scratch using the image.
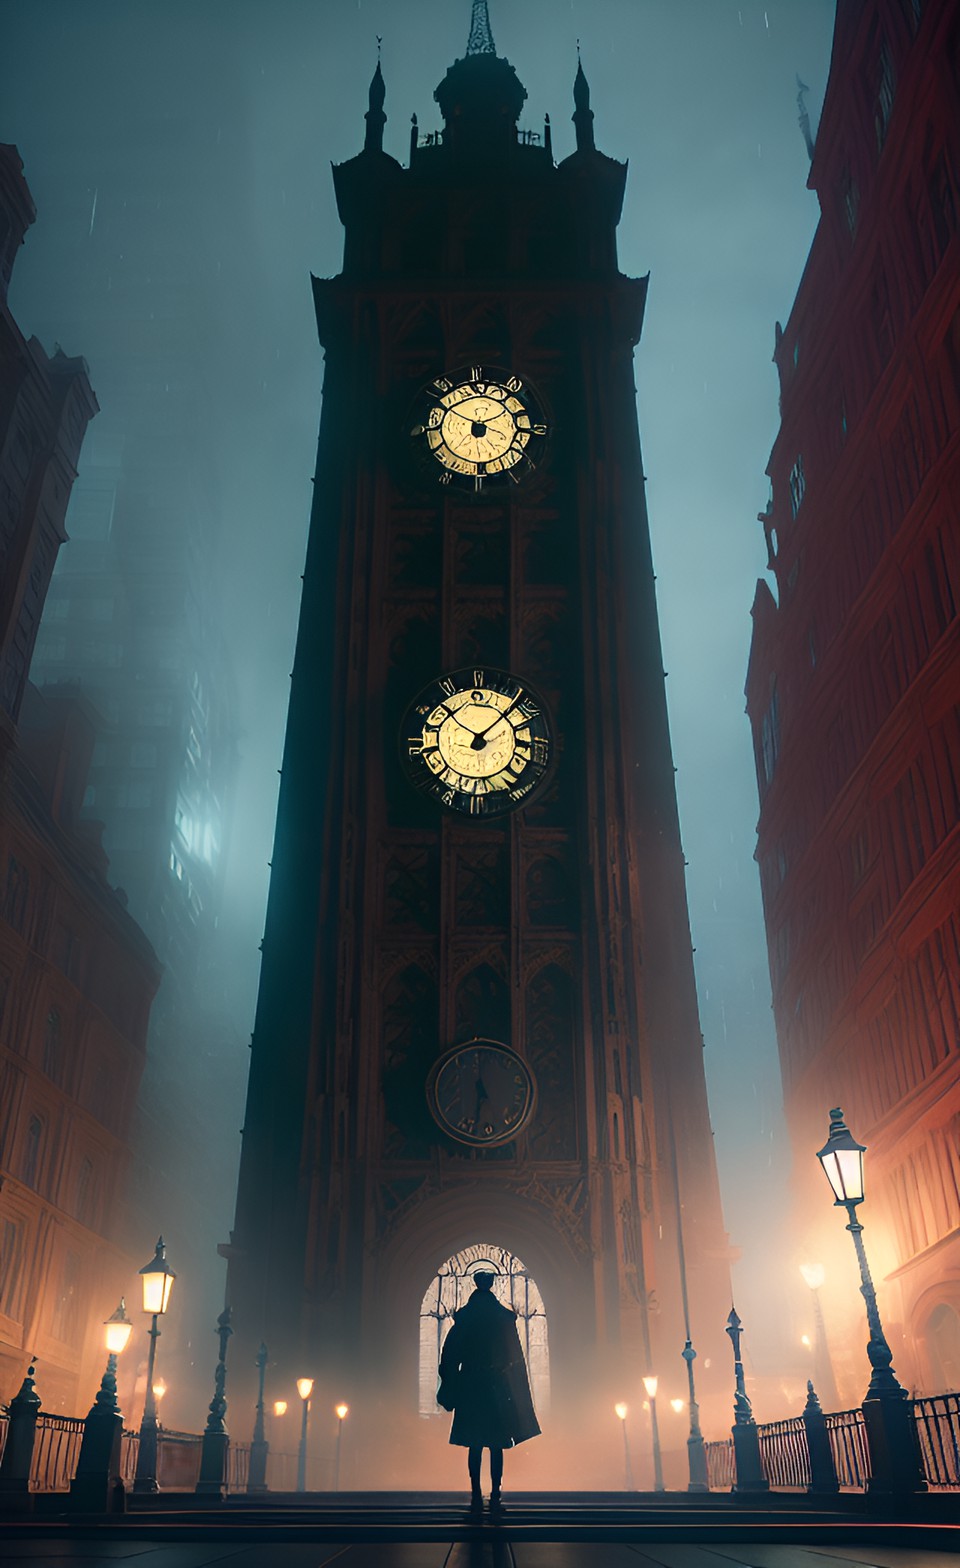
[20,1115,43,1188]
[43,1008,63,1085]
[419,1242,549,1418]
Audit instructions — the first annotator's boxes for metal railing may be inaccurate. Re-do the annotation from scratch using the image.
[3,1392,958,1495]
[758,1415,810,1489]
[913,1391,960,1488]
[826,1407,870,1488]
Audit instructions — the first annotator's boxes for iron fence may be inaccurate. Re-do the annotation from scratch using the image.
[826,1407,870,1488]
[758,1415,809,1489]
[913,1391,960,1488]
[704,1436,735,1490]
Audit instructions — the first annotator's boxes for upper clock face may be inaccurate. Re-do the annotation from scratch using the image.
[427,1039,536,1146]
[401,667,552,818]
[410,367,548,492]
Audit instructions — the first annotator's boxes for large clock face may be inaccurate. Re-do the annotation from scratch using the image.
[427,1039,536,1146]
[410,367,548,492]
[401,667,552,817]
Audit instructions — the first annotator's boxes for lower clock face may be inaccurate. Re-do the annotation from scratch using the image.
[401,668,552,818]
[427,1040,536,1146]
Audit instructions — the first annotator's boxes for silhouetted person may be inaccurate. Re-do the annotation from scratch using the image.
[437,1270,540,1512]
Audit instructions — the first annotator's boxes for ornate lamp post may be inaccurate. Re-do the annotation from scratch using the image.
[334,1403,348,1491]
[247,1343,270,1494]
[614,1403,635,1490]
[642,1376,664,1492]
[295,1378,313,1493]
[680,1338,708,1492]
[725,1306,768,1492]
[133,1238,176,1495]
[69,1300,133,1509]
[816,1107,926,1493]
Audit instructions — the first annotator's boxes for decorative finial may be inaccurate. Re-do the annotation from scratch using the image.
[376,35,382,60]
[467,0,496,56]
[796,75,814,162]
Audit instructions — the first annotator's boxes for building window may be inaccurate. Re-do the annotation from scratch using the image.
[3,856,29,932]
[875,40,896,150]
[50,1249,81,1343]
[760,683,781,788]
[76,1157,96,1227]
[419,1244,549,1420]
[842,169,860,236]
[20,1115,43,1189]
[788,455,806,517]
[43,1008,63,1085]
[0,1219,26,1321]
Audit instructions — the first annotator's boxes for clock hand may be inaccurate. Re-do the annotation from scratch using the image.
[471,696,524,742]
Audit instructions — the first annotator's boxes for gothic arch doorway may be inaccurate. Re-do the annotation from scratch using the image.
[418,1242,550,1418]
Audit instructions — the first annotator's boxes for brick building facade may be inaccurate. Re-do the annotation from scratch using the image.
[746,0,960,1397]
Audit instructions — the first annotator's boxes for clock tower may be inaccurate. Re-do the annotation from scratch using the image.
[228,4,731,1482]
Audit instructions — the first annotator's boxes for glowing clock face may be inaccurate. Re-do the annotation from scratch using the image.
[401,667,552,818]
[427,1039,536,1146]
[410,367,548,492]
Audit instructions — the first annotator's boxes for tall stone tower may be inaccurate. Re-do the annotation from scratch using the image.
[228,5,730,1481]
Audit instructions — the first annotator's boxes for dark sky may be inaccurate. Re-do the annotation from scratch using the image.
[3,0,836,1371]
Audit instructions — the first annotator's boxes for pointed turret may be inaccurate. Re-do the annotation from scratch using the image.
[573,56,596,153]
[466,0,496,56]
[364,59,386,154]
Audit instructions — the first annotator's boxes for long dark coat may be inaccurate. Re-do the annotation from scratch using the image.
[437,1290,541,1449]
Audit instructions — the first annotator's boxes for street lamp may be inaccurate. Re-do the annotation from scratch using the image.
[274,1400,288,1417]
[296,1377,313,1493]
[816,1107,925,1493]
[614,1403,634,1490]
[334,1403,348,1490]
[642,1375,664,1492]
[133,1237,176,1494]
[69,1299,133,1509]
[799,1262,841,1412]
[670,1398,685,1415]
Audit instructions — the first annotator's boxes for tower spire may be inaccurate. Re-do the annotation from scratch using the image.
[466,0,496,56]
[573,53,596,153]
[364,54,386,153]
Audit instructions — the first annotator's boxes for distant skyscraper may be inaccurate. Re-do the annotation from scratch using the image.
[747,0,960,1396]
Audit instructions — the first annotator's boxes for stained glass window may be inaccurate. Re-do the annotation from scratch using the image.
[419,1242,549,1419]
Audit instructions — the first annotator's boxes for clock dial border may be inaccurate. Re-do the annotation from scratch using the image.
[399,666,554,818]
[426,1038,537,1147]
[409,365,550,495]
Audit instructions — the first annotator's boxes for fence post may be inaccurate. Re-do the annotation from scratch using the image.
[802,1380,839,1494]
[196,1307,232,1497]
[0,1361,41,1510]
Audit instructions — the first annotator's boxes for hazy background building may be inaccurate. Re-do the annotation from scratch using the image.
[0,143,161,1414]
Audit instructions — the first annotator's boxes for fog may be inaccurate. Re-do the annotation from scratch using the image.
[2,0,838,1437]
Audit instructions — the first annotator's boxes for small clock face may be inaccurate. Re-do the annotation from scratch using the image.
[410,367,548,492]
[401,667,552,817]
[427,1039,536,1146]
